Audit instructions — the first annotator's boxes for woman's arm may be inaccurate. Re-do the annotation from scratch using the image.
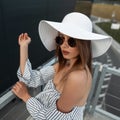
[17,33,55,88]
[18,33,31,75]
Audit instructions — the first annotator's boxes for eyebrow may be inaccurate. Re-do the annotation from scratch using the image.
[58,32,63,36]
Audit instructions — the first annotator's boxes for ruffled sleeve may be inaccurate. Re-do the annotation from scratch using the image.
[26,97,84,120]
[17,59,55,87]
[26,97,72,120]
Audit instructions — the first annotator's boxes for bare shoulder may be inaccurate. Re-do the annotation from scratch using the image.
[67,69,91,85]
[64,68,92,99]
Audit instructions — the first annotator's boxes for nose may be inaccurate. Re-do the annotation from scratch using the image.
[61,36,69,48]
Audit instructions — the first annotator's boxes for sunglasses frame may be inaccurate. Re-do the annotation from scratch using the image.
[55,36,77,47]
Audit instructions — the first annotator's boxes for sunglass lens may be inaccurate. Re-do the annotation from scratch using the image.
[55,36,63,45]
[68,38,76,47]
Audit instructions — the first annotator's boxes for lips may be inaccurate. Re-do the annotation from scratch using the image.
[62,50,70,55]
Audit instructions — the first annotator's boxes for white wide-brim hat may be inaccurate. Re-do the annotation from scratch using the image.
[38,12,112,58]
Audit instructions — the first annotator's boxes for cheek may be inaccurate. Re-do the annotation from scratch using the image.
[72,48,79,56]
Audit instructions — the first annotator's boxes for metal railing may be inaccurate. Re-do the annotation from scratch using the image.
[85,62,120,120]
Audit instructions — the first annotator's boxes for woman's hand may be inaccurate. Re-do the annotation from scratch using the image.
[12,81,31,102]
[18,33,31,47]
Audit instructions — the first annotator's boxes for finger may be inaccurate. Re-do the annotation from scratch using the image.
[12,88,18,96]
[25,34,28,40]
[12,86,16,91]
[12,85,19,92]
[24,33,29,40]
[16,81,24,88]
[13,82,22,90]
[12,86,16,92]
[12,86,18,94]
[23,33,27,40]
[18,34,21,41]
[19,33,23,38]
[12,88,15,94]
[18,33,23,41]
[24,33,28,36]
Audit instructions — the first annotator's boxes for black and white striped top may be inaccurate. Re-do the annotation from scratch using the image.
[17,59,85,120]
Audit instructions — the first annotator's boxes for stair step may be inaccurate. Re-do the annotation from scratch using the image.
[101,85,109,89]
[99,93,105,98]
[104,77,110,81]
[105,73,111,77]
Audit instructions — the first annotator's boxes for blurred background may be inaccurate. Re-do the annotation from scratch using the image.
[0,0,120,120]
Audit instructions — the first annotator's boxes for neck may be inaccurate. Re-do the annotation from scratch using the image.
[66,58,77,68]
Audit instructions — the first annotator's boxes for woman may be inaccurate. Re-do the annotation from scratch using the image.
[12,12,112,120]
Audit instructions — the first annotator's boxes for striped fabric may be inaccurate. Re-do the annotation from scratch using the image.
[17,59,85,120]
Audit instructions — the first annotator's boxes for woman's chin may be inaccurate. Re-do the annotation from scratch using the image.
[63,55,70,60]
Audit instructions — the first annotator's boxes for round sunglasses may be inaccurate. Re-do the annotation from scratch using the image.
[55,36,76,47]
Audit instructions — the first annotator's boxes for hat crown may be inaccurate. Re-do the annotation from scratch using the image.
[62,12,92,32]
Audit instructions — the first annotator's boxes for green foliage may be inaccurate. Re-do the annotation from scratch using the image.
[96,22,120,43]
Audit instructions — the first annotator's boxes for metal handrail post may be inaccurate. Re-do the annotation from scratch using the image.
[90,64,108,114]
[85,62,101,113]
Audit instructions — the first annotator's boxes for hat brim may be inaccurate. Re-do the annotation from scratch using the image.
[38,20,112,58]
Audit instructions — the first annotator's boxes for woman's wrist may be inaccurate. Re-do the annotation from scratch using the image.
[22,94,31,103]
[20,44,29,48]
